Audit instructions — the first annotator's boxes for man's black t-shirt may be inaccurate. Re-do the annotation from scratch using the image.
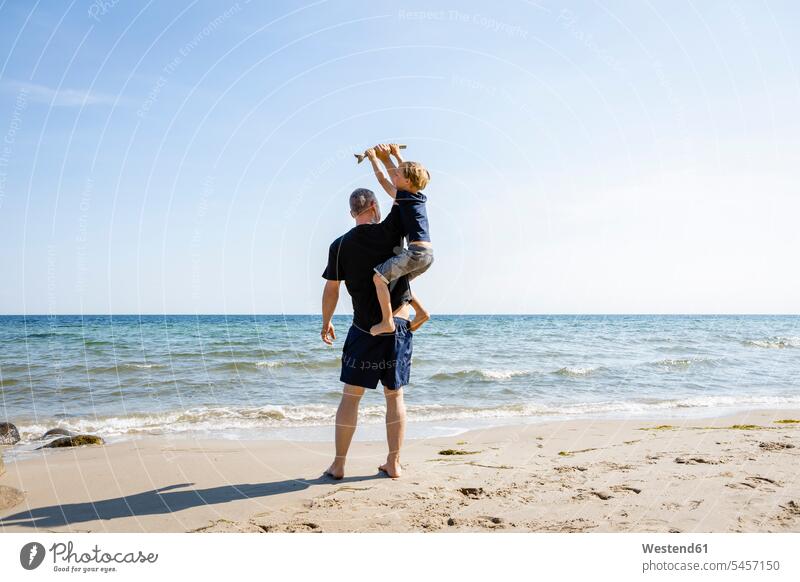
[322,205,412,329]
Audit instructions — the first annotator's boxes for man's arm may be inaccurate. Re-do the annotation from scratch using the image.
[366,148,396,198]
[321,279,340,345]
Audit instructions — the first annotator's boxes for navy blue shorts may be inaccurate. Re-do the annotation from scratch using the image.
[340,317,412,390]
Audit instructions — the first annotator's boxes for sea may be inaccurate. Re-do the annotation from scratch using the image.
[1,315,799,448]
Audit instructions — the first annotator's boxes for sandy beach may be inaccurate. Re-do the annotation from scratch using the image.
[1,408,799,533]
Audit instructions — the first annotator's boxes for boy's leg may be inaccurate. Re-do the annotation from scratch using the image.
[370,272,396,336]
[325,384,365,479]
[408,290,430,332]
[371,248,432,336]
[379,386,406,478]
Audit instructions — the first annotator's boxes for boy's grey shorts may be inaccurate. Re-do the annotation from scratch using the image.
[374,244,434,285]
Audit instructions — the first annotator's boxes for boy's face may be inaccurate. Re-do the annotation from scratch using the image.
[394,172,414,191]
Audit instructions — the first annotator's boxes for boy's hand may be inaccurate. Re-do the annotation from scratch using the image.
[365,147,377,161]
[375,143,391,160]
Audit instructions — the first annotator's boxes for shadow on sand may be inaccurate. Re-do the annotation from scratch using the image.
[0,473,384,529]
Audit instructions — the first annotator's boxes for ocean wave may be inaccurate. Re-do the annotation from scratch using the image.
[429,369,530,381]
[210,358,341,372]
[553,366,599,377]
[23,332,55,339]
[123,363,163,369]
[57,362,166,374]
[201,348,295,359]
[742,337,800,349]
[12,394,800,439]
[255,360,282,368]
[82,339,115,348]
[647,357,719,371]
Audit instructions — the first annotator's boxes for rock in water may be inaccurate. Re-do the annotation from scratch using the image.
[0,485,25,510]
[41,428,76,439]
[0,422,20,445]
[38,434,105,449]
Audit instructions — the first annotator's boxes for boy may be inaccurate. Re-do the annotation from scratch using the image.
[365,143,433,336]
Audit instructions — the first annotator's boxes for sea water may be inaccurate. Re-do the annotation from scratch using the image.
[1,314,798,444]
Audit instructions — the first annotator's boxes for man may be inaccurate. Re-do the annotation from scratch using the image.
[321,188,414,479]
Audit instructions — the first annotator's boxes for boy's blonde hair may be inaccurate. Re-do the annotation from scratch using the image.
[399,161,430,191]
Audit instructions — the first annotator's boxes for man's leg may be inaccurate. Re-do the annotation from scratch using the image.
[379,386,406,478]
[325,384,365,479]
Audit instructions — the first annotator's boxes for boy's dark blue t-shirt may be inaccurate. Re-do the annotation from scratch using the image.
[395,190,430,243]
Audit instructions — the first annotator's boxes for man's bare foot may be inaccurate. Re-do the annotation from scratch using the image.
[378,459,402,478]
[409,311,429,332]
[323,461,344,480]
[370,319,396,336]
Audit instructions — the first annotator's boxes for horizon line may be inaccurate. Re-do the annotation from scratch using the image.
[1,313,798,317]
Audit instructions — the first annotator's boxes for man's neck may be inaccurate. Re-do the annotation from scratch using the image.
[355,217,376,226]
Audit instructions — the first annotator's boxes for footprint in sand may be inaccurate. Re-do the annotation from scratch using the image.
[601,462,635,471]
[457,487,485,499]
[675,456,720,465]
[726,476,782,491]
[572,489,614,501]
[540,518,598,532]
[554,465,588,473]
[257,521,322,533]
[759,441,795,451]
[611,485,642,494]
[447,515,505,529]
[746,476,783,488]
[726,481,757,490]
[779,501,800,516]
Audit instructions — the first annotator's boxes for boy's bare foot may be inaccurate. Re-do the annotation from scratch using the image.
[378,459,402,478]
[409,311,429,332]
[323,461,344,480]
[370,319,396,336]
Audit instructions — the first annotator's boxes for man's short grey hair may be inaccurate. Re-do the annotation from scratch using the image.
[349,188,377,216]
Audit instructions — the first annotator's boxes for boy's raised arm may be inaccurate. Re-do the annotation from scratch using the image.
[389,142,405,164]
[367,147,397,198]
[376,143,406,192]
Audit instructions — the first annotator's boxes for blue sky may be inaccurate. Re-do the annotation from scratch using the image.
[1,0,799,315]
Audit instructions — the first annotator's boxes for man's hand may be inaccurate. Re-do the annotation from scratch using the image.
[321,321,336,345]
[365,147,377,161]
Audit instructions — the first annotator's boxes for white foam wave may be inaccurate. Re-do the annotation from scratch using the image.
[649,357,718,370]
[255,360,283,368]
[553,366,597,377]
[14,394,800,440]
[430,369,529,381]
[743,337,800,349]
